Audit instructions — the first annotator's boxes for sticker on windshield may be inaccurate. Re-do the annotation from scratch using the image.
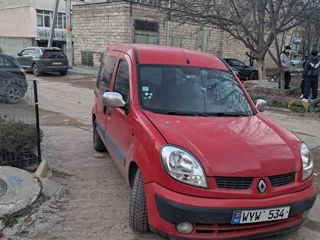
[186,75,197,80]
[142,86,149,91]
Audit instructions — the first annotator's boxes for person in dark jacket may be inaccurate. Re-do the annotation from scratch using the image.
[280,46,292,89]
[302,50,320,102]
[300,56,308,98]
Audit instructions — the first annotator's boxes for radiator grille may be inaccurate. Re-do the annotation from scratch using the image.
[269,173,295,187]
[215,177,254,190]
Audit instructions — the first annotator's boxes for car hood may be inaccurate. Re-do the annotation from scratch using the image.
[144,111,301,177]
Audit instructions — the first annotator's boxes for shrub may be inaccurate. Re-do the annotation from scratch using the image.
[0,121,43,167]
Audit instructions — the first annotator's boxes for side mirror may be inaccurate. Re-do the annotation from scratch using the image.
[17,53,22,56]
[255,99,267,112]
[103,92,125,108]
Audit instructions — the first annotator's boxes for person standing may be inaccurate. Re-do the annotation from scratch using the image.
[302,50,320,102]
[280,46,292,89]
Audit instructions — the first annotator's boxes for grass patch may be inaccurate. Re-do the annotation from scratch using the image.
[289,104,305,112]
[314,107,320,113]
[270,102,285,108]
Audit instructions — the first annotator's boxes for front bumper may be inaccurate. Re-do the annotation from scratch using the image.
[145,183,316,239]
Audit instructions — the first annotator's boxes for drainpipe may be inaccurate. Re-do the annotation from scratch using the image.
[166,0,172,46]
[48,0,59,47]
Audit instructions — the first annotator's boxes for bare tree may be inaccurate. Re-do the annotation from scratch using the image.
[169,0,316,80]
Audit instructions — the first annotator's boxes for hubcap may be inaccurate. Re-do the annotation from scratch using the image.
[33,65,38,74]
[8,87,20,101]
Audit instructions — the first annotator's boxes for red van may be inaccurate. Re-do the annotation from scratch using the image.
[92,44,315,239]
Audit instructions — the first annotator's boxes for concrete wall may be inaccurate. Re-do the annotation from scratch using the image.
[0,0,30,9]
[0,7,37,38]
[73,1,278,69]
[0,37,34,55]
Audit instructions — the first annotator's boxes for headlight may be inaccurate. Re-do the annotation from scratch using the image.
[301,143,313,181]
[161,145,208,188]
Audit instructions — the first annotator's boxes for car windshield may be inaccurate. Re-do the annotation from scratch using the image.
[138,65,254,116]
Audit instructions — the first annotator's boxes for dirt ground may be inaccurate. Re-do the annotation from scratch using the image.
[1,72,320,240]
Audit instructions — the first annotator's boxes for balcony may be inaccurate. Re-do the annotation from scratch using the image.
[36,27,66,41]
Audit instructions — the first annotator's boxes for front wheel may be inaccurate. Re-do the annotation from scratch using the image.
[93,121,106,152]
[5,84,22,104]
[129,169,149,232]
[249,71,259,80]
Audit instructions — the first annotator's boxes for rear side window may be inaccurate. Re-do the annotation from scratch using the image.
[0,56,16,68]
[100,56,117,93]
[43,50,65,58]
[114,60,130,102]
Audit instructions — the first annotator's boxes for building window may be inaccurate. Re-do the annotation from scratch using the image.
[134,19,159,45]
[37,10,66,29]
[195,28,210,52]
[37,10,52,28]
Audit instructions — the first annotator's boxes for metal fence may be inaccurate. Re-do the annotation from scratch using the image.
[0,80,41,168]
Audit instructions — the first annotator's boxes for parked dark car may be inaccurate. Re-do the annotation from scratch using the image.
[16,47,68,76]
[0,54,28,104]
[224,58,259,80]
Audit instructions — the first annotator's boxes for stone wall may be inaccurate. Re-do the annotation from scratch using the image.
[73,1,277,69]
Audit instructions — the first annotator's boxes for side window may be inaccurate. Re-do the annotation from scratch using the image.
[100,56,117,93]
[96,55,105,88]
[0,57,15,68]
[114,60,130,103]
[21,50,29,56]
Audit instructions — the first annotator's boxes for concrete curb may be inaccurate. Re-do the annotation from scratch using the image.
[34,159,48,178]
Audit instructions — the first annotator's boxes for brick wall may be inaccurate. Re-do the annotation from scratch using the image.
[73,1,277,69]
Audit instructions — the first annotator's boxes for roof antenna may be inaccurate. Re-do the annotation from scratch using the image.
[181,49,190,64]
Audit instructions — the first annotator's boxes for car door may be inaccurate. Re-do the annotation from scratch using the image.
[94,53,117,144]
[26,48,35,67]
[105,56,132,175]
[16,49,29,68]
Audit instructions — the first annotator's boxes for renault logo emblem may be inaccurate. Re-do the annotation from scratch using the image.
[257,179,267,193]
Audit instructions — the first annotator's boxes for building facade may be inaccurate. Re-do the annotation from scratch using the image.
[73,1,280,69]
[0,0,88,55]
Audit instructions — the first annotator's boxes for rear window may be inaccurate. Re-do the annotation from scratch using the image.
[43,50,65,59]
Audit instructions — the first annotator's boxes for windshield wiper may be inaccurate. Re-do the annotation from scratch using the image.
[205,112,250,117]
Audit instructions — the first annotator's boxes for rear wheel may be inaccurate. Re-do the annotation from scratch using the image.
[249,71,259,80]
[93,121,106,152]
[5,84,22,104]
[60,70,68,76]
[32,64,41,76]
[129,169,149,232]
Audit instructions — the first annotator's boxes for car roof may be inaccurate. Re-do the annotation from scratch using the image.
[107,44,228,70]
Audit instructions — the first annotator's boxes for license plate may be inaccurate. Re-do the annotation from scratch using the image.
[231,206,290,224]
[52,62,62,65]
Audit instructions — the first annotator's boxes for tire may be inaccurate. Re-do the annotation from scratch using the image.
[309,98,320,112]
[93,121,106,152]
[129,169,149,232]
[4,84,22,104]
[32,64,41,76]
[249,71,259,80]
[60,70,68,76]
